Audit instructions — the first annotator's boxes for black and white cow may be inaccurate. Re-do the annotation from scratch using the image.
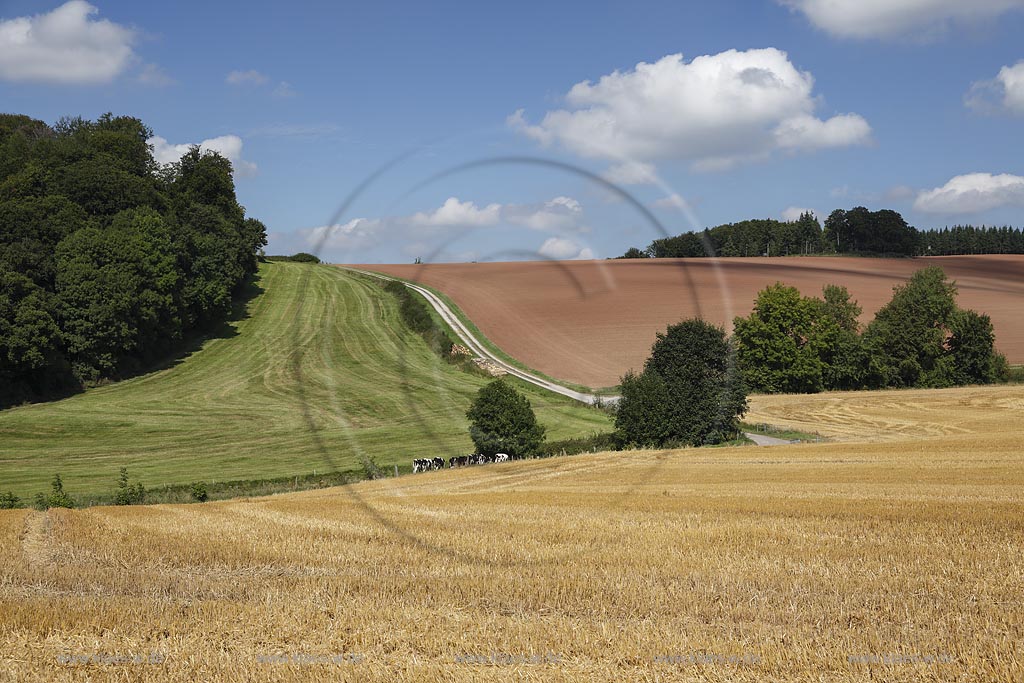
[494,453,510,463]
[412,458,430,473]
[431,457,445,470]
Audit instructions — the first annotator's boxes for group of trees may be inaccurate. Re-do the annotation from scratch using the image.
[398,266,1010,462]
[607,265,1006,450]
[622,207,1024,259]
[0,113,267,408]
[466,318,749,456]
[918,225,1024,255]
[732,283,866,393]
[638,212,824,259]
[732,267,1007,393]
[823,208,918,255]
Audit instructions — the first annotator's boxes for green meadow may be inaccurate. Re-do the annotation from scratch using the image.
[0,262,611,500]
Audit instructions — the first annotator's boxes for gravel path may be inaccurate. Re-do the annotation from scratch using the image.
[743,432,795,446]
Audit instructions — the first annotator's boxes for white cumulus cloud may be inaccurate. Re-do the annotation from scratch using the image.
[510,49,871,173]
[0,1,137,84]
[537,237,595,261]
[779,0,1024,40]
[966,61,1024,115]
[149,134,258,177]
[773,113,872,151]
[781,206,817,221]
[410,197,502,227]
[913,173,1024,213]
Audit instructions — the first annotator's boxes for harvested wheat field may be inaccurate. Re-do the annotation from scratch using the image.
[747,383,1024,443]
[361,255,1024,388]
[3,386,1023,682]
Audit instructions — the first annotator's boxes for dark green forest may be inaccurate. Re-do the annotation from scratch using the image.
[0,113,267,408]
[622,207,1024,258]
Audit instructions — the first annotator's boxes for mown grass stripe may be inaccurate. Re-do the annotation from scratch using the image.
[0,262,611,499]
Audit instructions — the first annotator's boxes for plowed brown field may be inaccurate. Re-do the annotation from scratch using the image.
[360,255,1024,388]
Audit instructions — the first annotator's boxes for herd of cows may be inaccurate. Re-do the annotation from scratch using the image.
[412,453,515,472]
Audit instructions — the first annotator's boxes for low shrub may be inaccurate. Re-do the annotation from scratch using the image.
[539,432,619,458]
[265,252,321,263]
[34,474,75,509]
[189,481,209,502]
[113,467,145,505]
[360,455,385,480]
[384,281,457,359]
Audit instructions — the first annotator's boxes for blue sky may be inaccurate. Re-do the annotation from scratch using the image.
[3,0,1024,263]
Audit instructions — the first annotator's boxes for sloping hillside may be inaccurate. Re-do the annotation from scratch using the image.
[364,255,1024,388]
[0,263,611,499]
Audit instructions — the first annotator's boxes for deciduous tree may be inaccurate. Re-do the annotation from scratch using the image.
[466,380,546,457]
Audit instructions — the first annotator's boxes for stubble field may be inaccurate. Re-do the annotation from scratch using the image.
[2,384,1022,681]
[363,255,1024,388]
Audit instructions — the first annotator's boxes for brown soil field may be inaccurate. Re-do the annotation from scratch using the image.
[360,255,1024,388]
[2,384,1022,681]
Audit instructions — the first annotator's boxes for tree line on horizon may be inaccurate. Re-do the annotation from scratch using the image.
[619,208,1024,259]
[0,112,267,409]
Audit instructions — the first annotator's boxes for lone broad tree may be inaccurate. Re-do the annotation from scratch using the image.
[466,379,546,457]
[615,319,747,448]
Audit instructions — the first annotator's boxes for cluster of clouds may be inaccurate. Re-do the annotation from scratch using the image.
[303,196,594,260]
[0,2,310,182]
[0,1,302,98]
[5,0,1024,231]
[781,1,1024,215]
[510,49,872,173]
[504,1,1024,218]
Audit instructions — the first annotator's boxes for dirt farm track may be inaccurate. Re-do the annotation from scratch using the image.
[362,255,1024,388]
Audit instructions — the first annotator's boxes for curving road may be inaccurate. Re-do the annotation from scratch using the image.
[339,266,610,405]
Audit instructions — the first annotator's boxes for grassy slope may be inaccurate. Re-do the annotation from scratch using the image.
[0,263,611,499]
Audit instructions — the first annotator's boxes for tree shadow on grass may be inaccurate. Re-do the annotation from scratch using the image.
[0,274,266,411]
[116,274,266,379]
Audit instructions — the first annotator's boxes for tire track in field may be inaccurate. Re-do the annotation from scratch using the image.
[19,512,54,569]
